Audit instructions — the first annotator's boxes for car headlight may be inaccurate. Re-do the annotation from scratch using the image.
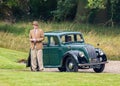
[79,51,84,57]
[99,49,104,56]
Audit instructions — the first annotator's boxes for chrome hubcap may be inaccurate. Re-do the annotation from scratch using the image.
[68,62,74,69]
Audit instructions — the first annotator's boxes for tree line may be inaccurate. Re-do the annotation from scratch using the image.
[0,0,120,25]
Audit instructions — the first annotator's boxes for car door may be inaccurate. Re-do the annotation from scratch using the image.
[43,36,50,66]
[48,36,62,66]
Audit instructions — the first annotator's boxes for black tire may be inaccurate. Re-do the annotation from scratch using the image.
[58,67,66,72]
[93,55,106,73]
[93,64,105,73]
[65,56,78,72]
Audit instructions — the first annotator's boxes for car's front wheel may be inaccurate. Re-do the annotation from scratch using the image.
[65,56,78,72]
[93,64,105,73]
[93,55,106,73]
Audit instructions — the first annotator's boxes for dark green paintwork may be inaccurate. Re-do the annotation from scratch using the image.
[43,31,91,68]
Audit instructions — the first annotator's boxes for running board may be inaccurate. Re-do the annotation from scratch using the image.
[78,62,108,66]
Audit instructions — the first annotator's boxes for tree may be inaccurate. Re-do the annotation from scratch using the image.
[52,0,78,21]
[0,0,29,22]
[29,0,57,20]
[0,0,18,22]
[75,0,107,23]
[87,0,106,9]
[86,0,120,26]
[75,0,88,23]
[107,0,120,26]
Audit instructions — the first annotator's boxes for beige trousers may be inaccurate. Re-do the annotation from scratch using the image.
[31,49,44,71]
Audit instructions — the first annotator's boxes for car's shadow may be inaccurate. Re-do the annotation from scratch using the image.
[21,68,97,73]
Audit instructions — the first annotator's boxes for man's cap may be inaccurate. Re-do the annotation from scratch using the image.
[32,21,39,26]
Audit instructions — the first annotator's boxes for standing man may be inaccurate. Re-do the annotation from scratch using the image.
[29,21,44,71]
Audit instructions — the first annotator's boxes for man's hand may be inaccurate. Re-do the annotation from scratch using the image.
[30,39,36,42]
[36,38,44,42]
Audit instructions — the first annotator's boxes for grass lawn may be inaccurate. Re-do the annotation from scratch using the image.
[0,47,120,86]
[0,69,120,86]
[0,47,27,69]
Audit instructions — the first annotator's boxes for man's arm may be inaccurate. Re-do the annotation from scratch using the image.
[29,30,33,42]
[37,29,44,42]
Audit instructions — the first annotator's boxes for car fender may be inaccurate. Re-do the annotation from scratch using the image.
[61,50,79,67]
[95,48,107,61]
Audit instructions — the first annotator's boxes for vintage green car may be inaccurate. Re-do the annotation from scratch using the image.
[42,31,107,72]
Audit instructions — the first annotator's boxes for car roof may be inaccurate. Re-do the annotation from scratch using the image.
[45,31,82,36]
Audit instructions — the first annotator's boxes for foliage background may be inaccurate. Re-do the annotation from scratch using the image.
[0,0,120,25]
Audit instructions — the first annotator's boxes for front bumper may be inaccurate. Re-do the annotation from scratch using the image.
[78,61,108,66]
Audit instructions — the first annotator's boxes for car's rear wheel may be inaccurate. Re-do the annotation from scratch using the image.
[65,56,78,72]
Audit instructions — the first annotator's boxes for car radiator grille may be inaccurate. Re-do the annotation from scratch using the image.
[85,45,97,62]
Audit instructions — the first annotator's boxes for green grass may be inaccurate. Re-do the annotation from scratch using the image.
[0,46,120,86]
[0,21,120,60]
[0,47,27,69]
[0,69,120,86]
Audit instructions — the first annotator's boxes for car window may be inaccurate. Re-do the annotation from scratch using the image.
[75,34,84,42]
[65,35,74,42]
[50,36,59,46]
[60,34,83,44]
[43,36,48,46]
[61,35,74,43]
[60,36,65,43]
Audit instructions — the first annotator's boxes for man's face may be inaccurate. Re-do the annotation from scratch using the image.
[33,24,38,29]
